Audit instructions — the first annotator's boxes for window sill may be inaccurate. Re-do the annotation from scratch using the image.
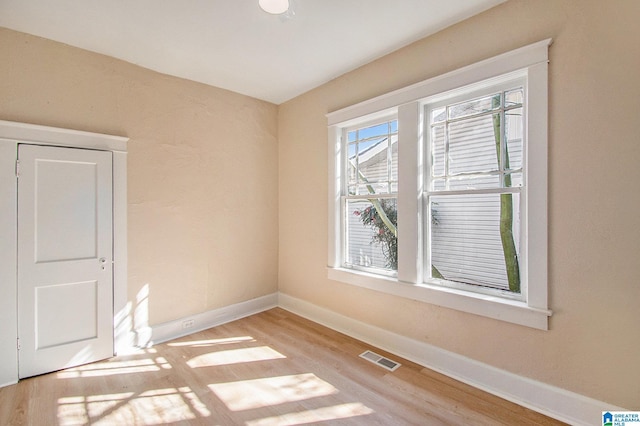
[327,267,551,330]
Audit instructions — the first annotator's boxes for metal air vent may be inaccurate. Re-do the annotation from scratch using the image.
[359,350,401,372]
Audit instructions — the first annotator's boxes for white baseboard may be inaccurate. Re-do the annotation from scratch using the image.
[150,293,278,345]
[278,292,625,426]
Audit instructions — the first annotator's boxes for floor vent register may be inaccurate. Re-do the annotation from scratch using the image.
[359,350,401,372]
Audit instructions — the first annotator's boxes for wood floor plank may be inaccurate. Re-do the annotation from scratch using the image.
[0,308,566,425]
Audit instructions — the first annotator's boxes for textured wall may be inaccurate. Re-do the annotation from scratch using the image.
[0,27,279,328]
[278,0,640,409]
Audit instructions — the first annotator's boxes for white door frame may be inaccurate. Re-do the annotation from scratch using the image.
[0,120,129,387]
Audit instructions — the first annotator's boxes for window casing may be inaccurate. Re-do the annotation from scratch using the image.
[327,40,551,329]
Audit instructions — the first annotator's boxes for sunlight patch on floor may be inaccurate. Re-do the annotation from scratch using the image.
[209,373,338,411]
[58,393,134,425]
[57,387,209,425]
[187,346,286,368]
[57,356,171,378]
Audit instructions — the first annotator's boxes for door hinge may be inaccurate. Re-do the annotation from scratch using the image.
[15,159,20,178]
[17,338,20,351]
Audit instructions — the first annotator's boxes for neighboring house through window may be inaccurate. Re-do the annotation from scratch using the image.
[327,40,551,329]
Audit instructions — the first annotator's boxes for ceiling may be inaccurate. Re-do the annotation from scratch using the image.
[0,0,505,104]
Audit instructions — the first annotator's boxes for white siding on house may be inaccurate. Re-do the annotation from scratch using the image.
[430,193,520,290]
[432,110,523,190]
[346,200,390,269]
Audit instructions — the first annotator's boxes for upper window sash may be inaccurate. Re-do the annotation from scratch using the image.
[424,77,526,195]
[343,117,398,197]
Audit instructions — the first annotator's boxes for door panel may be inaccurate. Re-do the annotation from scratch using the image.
[34,159,98,262]
[35,280,98,349]
[18,144,113,378]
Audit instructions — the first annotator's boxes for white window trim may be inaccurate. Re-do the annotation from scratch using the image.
[327,39,551,330]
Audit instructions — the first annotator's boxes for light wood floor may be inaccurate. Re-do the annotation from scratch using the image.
[0,308,565,425]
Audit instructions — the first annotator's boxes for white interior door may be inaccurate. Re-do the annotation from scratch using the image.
[18,144,114,378]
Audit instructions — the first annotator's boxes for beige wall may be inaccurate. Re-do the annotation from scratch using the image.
[0,28,279,326]
[278,0,640,409]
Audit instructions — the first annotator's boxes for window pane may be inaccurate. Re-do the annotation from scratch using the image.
[347,157,357,184]
[356,184,373,195]
[391,137,398,182]
[505,172,522,188]
[448,93,500,120]
[347,142,357,160]
[447,174,501,190]
[432,179,446,191]
[359,122,392,140]
[448,114,499,175]
[430,193,521,292]
[431,107,446,123]
[505,88,523,108]
[505,107,523,170]
[358,137,389,184]
[431,125,445,177]
[346,198,398,271]
[357,182,391,195]
[358,138,383,156]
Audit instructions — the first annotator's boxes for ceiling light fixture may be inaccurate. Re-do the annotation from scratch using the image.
[259,0,289,15]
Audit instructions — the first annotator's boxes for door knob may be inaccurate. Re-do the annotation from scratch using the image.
[99,257,108,270]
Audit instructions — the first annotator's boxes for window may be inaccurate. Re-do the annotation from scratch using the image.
[425,82,525,298]
[343,119,398,275]
[328,40,551,329]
